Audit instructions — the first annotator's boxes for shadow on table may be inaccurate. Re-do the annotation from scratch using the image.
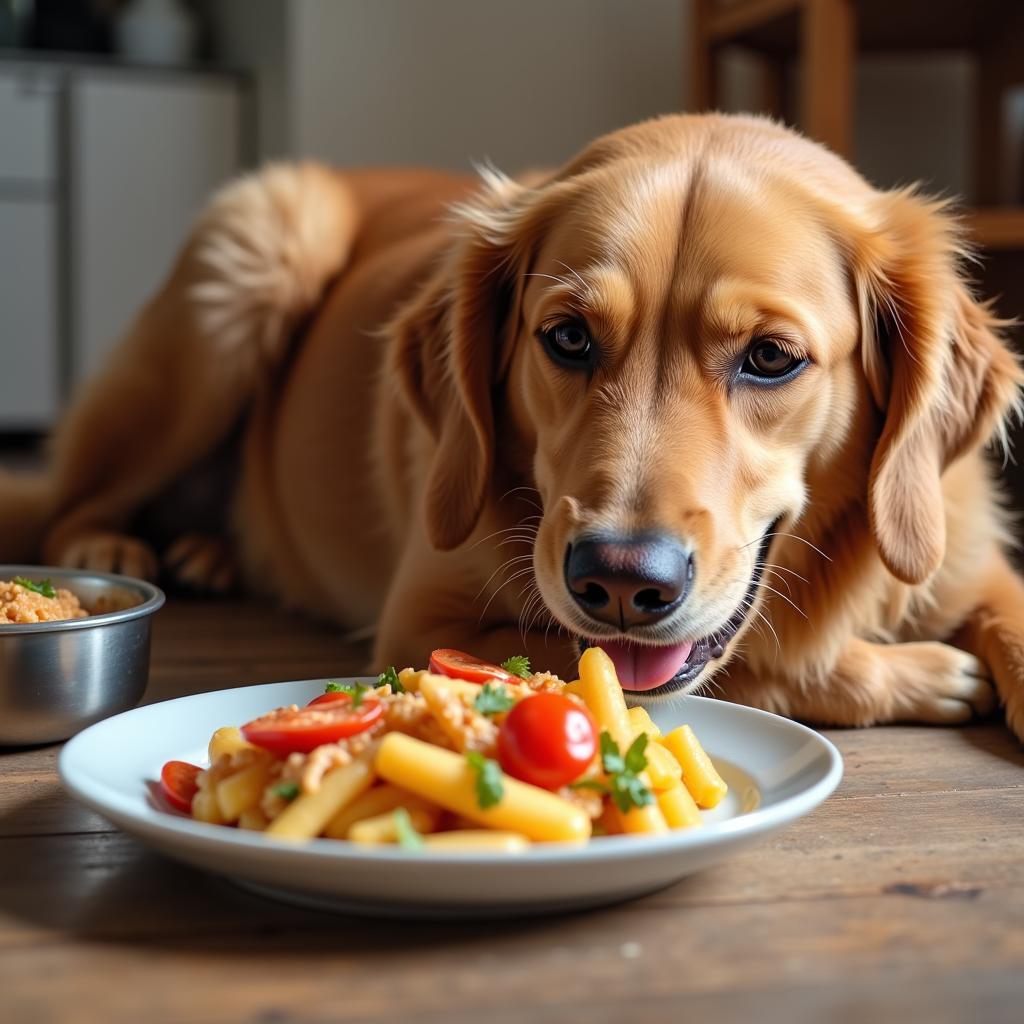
[0,792,629,954]
[958,720,1024,767]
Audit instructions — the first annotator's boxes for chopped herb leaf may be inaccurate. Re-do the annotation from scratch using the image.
[272,781,300,801]
[501,655,531,679]
[393,807,424,850]
[473,681,515,717]
[596,730,654,813]
[377,665,404,694]
[465,750,504,809]
[13,576,56,599]
[323,679,369,707]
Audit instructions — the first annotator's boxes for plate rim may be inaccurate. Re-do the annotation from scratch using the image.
[59,677,844,867]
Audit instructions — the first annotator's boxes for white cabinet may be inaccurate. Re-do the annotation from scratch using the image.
[0,200,59,427]
[0,58,246,428]
[71,74,242,381]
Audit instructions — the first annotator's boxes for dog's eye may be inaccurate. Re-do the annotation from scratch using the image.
[538,320,594,368]
[741,339,802,380]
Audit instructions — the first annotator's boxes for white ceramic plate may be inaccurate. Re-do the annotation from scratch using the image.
[60,679,842,917]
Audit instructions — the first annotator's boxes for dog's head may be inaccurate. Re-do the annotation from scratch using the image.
[393,114,1021,693]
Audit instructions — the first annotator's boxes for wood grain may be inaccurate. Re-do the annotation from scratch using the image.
[1,599,1022,1023]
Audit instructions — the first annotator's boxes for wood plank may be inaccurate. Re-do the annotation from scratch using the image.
[1,884,1022,1024]
[708,0,804,42]
[967,208,1024,249]
[801,0,855,157]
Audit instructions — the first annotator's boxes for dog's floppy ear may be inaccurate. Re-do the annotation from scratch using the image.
[852,189,1022,584]
[388,171,536,551]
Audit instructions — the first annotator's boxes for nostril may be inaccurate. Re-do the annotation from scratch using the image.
[578,582,610,608]
[633,587,673,613]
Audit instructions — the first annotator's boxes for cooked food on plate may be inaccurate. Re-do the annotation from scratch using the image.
[158,646,728,851]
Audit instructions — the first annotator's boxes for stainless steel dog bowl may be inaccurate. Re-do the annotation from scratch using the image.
[0,565,165,745]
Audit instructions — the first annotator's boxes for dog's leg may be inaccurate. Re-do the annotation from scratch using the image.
[953,551,1024,742]
[40,164,356,578]
[714,635,996,729]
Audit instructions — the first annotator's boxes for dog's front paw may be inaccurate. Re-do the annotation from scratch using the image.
[890,642,996,725]
[163,533,237,593]
[57,531,159,580]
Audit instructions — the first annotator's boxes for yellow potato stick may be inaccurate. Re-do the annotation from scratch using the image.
[348,805,440,844]
[191,787,226,825]
[626,706,661,738]
[324,784,416,839]
[577,647,633,749]
[422,831,531,852]
[238,806,270,831]
[644,741,683,791]
[215,755,274,823]
[265,750,376,841]
[618,802,669,834]
[658,781,703,829]
[563,679,584,698]
[208,726,256,762]
[375,733,591,843]
[660,724,728,808]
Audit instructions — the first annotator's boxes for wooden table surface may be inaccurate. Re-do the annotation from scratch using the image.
[2,599,1023,1023]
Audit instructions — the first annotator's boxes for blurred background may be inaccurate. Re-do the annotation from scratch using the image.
[1,0,1023,489]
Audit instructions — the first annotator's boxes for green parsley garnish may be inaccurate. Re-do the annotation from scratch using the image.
[473,681,515,717]
[13,576,56,599]
[465,750,505,809]
[393,807,424,850]
[572,731,654,813]
[376,665,404,694]
[272,781,300,801]
[323,679,369,707]
[501,655,531,679]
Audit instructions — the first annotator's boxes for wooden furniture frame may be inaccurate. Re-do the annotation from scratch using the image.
[690,0,1024,248]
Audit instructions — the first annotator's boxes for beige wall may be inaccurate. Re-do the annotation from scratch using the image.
[289,0,685,173]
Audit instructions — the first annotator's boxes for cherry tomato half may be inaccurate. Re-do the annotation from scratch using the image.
[497,693,598,790]
[242,695,383,755]
[160,760,202,813]
[429,648,512,685]
[307,690,361,708]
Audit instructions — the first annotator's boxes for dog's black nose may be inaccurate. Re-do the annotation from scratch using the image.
[564,533,694,629]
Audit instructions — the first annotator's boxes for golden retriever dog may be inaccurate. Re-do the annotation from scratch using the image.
[4,113,1024,740]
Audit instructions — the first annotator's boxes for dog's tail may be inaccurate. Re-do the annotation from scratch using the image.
[183,161,359,369]
[0,468,53,564]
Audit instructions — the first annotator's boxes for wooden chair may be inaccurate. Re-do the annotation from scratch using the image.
[690,0,1024,248]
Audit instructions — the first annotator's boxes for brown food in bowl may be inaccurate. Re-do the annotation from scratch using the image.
[0,578,89,624]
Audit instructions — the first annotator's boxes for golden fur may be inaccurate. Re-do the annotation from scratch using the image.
[3,114,1024,739]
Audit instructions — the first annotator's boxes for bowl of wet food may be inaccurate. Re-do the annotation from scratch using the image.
[0,566,165,745]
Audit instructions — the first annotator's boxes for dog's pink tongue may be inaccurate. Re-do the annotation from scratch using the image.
[597,640,694,692]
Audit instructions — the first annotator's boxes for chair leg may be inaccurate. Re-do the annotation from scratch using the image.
[801,0,855,157]
[690,0,716,111]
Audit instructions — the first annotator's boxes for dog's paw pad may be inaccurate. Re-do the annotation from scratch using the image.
[164,533,237,593]
[59,532,159,580]
[900,645,997,724]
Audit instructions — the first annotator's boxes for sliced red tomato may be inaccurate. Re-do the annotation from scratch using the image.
[242,695,383,755]
[497,693,598,790]
[429,648,512,684]
[160,760,202,813]
[307,690,359,707]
